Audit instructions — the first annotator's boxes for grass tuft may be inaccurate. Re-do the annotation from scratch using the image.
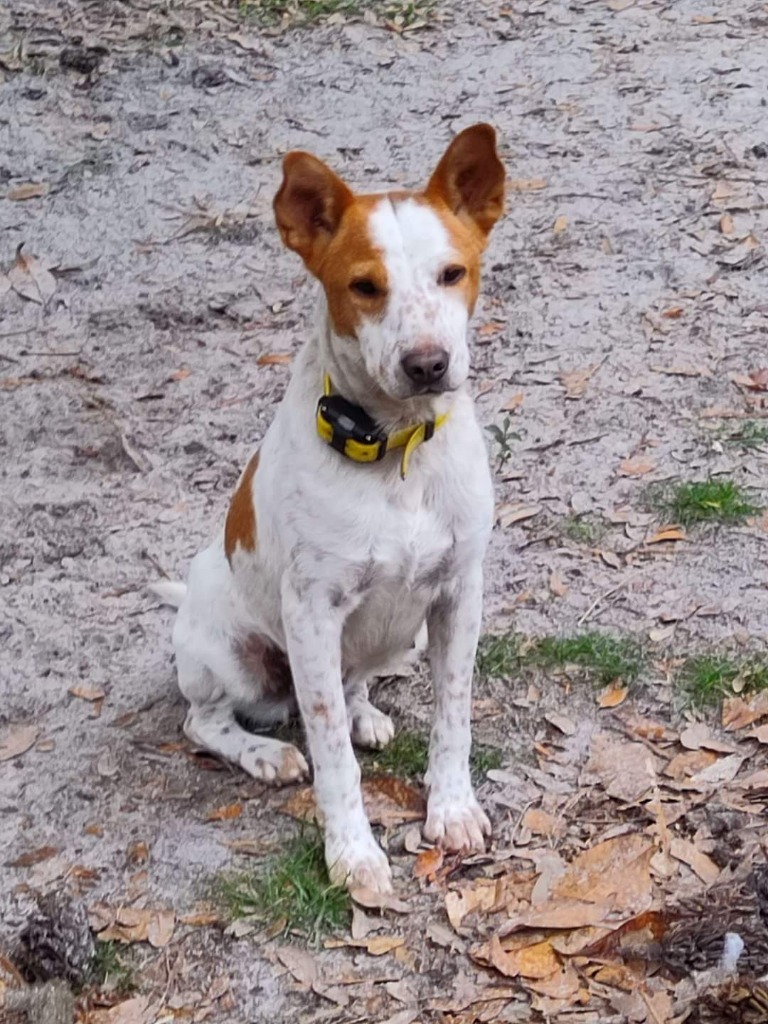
[237,0,435,27]
[531,633,643,685]
[476,632,520,680]
[561,514,606,546]
[471,743,503,782]
[721,420,768,450]
[89,940,135,995]
[365,729,502,783]
[216,828,349,941]
[648,478,760,527]
[679,654,768,708]
[367,729,428,777]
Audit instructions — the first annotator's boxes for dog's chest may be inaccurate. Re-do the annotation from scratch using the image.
[370,488,456,591]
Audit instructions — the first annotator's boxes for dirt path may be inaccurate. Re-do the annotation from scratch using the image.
[2,1,768,1022]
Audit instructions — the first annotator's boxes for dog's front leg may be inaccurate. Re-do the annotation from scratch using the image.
[424,562,491,852]
[281,578,393,893]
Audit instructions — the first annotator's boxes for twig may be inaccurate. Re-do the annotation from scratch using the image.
[577,569,644,626]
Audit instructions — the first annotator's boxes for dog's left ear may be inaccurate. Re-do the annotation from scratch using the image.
[425,123,505,237]
[274,152,354,273]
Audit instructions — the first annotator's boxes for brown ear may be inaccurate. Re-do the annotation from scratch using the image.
[273,152,354,272]
[425,123,505,236]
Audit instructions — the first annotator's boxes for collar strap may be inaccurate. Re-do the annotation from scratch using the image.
[316,373,449,479]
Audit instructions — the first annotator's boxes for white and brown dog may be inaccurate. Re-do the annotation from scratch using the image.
[153,124,505,893]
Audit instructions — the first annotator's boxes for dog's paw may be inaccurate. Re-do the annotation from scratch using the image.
[424,793,491,854]
[240,739,309,785]
[348,700,394,750]
[326,831,393,893]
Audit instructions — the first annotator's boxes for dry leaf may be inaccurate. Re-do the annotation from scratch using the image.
[553,834,654,913]
[598,548,621,570]
[147,909,175,948]
[6,845,59,868]
[687,754,745,787]
[89,996,154,1024]
[722,691,768,731]
[507,178,547,192]
[497,503,541,527]
[584,735,656,803]
[545,711,576,736]
[349,886,410,913]
[553,215,568,233]
[0,724,39,761]
[414,847,444,879]
[445,879,499,930]
[597,685,628,709]
[501,391,524,412]
[7,182,48,201]
[559,364,598,400]
[522,808,564,838]
[7,244,57,305]
[607,0,635,9]
[618,456,655,477]
[508,899,610,931]
[720,213,734,234]
[549,572,568,598]
[282,777,425,828]
[206,802,243,822]
[363,935,405,956]
[661,306,684,319]
[489,935,560,979]
[276,945,317,987]
[127,842,149,865]
[69,685,106,702]
[257,353,292,366]
[669,838,720,884]
[664,749,718,780]
[651,364,710,377]
[646,526,686,544]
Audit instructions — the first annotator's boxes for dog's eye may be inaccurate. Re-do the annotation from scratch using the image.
[350,278,379,297]
[439,265,467,286]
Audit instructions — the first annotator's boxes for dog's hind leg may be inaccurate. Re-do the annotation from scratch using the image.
[176,652,308,785]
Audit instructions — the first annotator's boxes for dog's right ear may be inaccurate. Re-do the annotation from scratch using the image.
[274,152,354,273]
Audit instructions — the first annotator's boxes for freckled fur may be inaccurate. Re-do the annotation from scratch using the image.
[157,124,505,893]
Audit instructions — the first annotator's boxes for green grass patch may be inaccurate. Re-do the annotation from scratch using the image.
[367,729,429,777]
[216,829,349,942]
[531,633,643,685]
[476,632,521,680]
[237,0,435,27]
[471,743,503,782]
[89,940,135,995]
[648,478,760,527]
[720,420,768,450]
[561,514,606,546]
[679,654,768,708]
[365,729,502,782]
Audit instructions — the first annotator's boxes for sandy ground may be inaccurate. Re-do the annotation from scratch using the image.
[2,0,768,1021]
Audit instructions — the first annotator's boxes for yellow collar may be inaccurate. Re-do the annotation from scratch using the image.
[316,373,449,480]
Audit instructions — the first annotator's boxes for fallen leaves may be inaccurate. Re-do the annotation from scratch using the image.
[69,685,106,702]
[206,802,243,822]
[6,182,49,201]
[507,178,547,192]
[0,724,39,761]
[496,503,542,527]
[257,352,293,366]
[6,845,59,868]
[282,776,425,828]
[618,456,656,477]
[559,364,600,400]
[89,905,176,948]
[4,244,57,305]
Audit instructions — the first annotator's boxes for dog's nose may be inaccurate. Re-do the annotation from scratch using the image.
[401,349,450,388]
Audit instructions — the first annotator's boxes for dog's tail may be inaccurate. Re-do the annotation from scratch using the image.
[148,580,187,608]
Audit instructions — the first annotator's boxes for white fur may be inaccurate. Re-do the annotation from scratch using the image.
[157,196,495,892]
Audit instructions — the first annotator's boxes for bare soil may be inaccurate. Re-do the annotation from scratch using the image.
[2,1,768,1022]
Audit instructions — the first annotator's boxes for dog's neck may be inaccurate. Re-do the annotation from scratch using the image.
[309,292,456,433]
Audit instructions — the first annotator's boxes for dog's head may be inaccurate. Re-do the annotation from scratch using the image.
[274,124,505,403]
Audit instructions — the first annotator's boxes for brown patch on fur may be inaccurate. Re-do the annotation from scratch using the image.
[224,451,259,565]
[234,632,294,702]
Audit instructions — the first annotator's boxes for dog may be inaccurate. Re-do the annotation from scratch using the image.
[152,124,505,893]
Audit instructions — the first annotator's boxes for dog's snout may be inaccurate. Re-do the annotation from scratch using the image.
[401,348,450,388]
